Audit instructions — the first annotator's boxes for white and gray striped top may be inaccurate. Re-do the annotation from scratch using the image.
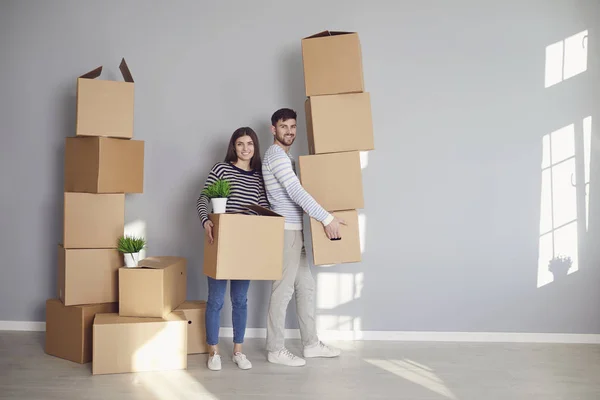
[196,162,269,226]
[262,144,333,230]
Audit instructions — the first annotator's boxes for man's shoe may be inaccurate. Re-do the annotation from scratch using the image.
[303,341,341,358]
[267,348,306,367]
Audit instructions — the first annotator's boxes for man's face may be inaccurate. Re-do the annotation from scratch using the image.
[271,118,297,147]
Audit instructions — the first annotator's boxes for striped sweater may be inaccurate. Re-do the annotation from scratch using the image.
[196,162,269,226]
[262,144,333,230]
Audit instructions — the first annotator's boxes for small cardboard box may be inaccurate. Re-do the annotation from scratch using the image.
[76,58,134,139]
[310,210,361,266]
[92,312,187,375]
[203,205,284,280]
[64,137,144,193]
[299,151,364,212]
[63,193,125,249]
[58,245,123,306]
[305,92,374,155]
[174,301,208,354]
[45,299,117,364]
[119,256,187,318]
[301,31,364,96]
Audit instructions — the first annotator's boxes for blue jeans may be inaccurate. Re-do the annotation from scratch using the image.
[205,277,250,346]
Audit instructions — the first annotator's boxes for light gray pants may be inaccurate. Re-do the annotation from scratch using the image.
[266,230,319,352]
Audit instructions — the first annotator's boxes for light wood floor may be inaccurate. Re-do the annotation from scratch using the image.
[1,331,600,399]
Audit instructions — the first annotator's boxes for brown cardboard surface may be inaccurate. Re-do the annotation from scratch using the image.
[299,151,364,211]
[305,92,374,154]
[63,193,125,249]
[174,301,208,354]
[76,58,134,138]
[301,31,364,96]
[64,137,144,193]
[92,311,187,375]
[119,256,187,318]
[58,245,123,306]
[45,299,117,364]
[203,205,284,280]
[310,210,361,265]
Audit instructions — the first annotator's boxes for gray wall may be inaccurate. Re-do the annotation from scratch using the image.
[1,0,600,334]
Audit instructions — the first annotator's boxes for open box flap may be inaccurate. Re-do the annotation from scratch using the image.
[304,30,355,39]
[119,58,134,83]
[137,256,185,270]
[79,66,102,79]
[78,58,134,82]
[244,204,283,217]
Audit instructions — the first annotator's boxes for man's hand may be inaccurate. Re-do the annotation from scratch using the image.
[204,220,214,244]
[324,217,346,240]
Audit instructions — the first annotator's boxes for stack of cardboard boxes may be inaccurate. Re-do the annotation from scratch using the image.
[298,31,375,266]
[45,59,208,375]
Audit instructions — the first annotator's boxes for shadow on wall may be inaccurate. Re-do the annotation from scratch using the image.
[42,84,76,320]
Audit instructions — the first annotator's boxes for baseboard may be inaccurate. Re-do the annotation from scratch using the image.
[3,321,599,344]
[0,321,46,331]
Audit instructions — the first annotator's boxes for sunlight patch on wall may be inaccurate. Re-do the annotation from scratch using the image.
[317,272,364,310]
[545,30,588,88]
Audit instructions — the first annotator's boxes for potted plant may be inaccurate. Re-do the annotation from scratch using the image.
[548,254,572,279]
[202,178,231,214]
[118,235,147,268]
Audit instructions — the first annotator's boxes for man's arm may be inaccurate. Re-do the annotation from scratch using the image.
[266,149,334,226]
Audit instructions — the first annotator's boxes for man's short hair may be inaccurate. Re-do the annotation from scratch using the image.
[271,108,297,126]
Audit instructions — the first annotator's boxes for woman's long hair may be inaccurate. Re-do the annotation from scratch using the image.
[224,127,262,172]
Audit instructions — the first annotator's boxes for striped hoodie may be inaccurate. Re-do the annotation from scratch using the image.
[196,162,269,226]
[262,144,333,230]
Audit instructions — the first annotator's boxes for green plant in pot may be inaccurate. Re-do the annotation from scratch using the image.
[118,235,147,268]
[202,178,231,214]
[548,254,572,279]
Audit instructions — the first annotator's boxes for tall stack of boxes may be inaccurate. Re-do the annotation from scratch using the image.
[299,31,375,266]
[45,59,208,374]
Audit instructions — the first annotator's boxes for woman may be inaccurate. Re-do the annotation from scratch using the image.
[196,127,269,371]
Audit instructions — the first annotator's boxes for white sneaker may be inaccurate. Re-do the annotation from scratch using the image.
[267,348,306,367]
[232,352,252,370]
[303,341,341,358]
[207,353,222,371]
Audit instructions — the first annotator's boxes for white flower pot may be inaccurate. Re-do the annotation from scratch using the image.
[211,198,228,214]
[124,252,140,268]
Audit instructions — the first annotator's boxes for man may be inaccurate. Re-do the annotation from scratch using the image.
[262,107,345,366]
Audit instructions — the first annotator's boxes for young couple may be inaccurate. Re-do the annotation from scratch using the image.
[196,108,346,371]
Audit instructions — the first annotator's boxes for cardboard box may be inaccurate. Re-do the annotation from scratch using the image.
[64,137,144,193]
[58,245,123,306]
[305,92,374,154]
[63,193,125,249]
[76,59,134,139]
[45,299,117,364]
[301,31,364,96]
[92,312,187,375]
[119,256,187,318]
[203,205,284,280]
[299,151,364,211]
[310,210,361,266]
[174,301,208,354]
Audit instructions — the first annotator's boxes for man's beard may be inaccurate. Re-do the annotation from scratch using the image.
[276,133,295,146]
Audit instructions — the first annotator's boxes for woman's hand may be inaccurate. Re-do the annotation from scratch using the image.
[204,220,214,244]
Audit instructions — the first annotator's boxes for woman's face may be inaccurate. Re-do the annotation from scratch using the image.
[235,134,254,162]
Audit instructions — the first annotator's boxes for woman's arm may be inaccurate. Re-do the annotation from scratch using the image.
[196,163,223,226]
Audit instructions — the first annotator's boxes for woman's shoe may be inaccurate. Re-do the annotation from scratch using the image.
[207,353,222,371]
[232,352,252,370]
